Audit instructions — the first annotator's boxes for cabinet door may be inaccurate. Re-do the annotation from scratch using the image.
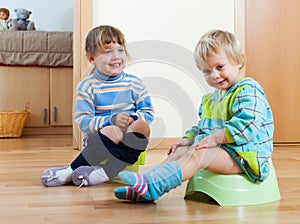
[50,68,73,126]
[240,0,300,143]
[0,66,50,127]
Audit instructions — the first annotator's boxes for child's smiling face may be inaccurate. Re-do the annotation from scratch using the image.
[91,43,127,76]
[199,49,243,91]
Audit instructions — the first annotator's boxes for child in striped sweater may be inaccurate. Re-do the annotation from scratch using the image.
[41,25,154,187]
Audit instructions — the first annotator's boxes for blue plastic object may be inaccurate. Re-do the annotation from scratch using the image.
[184,159,281,206]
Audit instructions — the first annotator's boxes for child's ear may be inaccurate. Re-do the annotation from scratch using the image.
[89,56,95,64]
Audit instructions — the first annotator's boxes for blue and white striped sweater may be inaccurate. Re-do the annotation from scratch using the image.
[74,70,154,134]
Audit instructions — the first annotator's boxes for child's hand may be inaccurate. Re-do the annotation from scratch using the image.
[128,116,134,125]
[168,138,192,155]
[190,129,227,150]
[190,135,218,150]
[112,113,131,130]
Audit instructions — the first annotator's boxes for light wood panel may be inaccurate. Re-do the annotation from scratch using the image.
[235,0,300,143]
[0,66,73,136]
[50,68,73,126]
[0,66,50,127]
[0,135,299,223]
[73,0,93,149]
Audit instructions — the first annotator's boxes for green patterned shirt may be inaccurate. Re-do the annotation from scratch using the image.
[185,78,274,182]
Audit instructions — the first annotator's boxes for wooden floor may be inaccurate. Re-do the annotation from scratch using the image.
[0,135,300,224]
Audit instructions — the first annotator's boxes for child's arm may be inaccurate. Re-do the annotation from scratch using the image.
[224,84,268,145]
[190,129,228,150]
[74,87,114,133]
[132,80,154,124]
[168,137,193,155]
[74,102,113,133]
[134,97,154,123]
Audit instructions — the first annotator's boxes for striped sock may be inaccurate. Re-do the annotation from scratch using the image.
[118,171,151,199]
[114,186,153,203]
[117,162,182,201]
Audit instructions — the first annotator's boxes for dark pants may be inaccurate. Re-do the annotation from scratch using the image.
[70,131,148,179]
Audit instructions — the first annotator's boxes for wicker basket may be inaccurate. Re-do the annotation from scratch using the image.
[0,103,30,138]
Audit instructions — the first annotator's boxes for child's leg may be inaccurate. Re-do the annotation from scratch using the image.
[71,126,123,169]
[114,186,154,203]
[72,122,150,187]
[114,146,189,201]
[40,166,73,187]
[177,146,243,181]
[114,120,154,201]
[120,120,150,151]
[71,126,125,187]
[99,121,150,179]
[41,126,123,187]
[115,161,182,201]
[114,146,242,201]
[116,119,151,175]
[161,146,190,164]
[127,120,151,138]
[72,165,110,187]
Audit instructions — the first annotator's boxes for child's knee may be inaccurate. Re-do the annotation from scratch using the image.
[128,120,150,137]
[189,149,206,169]
[100,125,123,144]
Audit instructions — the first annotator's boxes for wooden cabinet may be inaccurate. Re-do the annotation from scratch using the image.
[50,68,73,126]
[0,66,73,134]
[235,0,300,143]
[0,66,49,127]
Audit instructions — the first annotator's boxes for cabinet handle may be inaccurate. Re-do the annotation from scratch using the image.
[43,108,47,124]
[53,106,57,122]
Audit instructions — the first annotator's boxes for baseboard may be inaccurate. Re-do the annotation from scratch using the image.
[148,137,180,150]
[23,126,72,135]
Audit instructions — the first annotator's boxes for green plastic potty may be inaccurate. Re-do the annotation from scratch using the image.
[114,151,147,181]
[124,151,146,172]
[184,159,281,206]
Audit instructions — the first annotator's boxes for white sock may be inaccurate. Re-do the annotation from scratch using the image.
[89,167,109,185]
[56,166,73,182]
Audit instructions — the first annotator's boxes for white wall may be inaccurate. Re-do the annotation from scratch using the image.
[1,0,73,31]
[92,0,234,139]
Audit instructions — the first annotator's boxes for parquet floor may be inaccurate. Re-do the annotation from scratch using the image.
[0,135,299,224]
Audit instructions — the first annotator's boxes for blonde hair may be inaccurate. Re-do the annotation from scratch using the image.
[194,30,245,70]
[85,25,128,58]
